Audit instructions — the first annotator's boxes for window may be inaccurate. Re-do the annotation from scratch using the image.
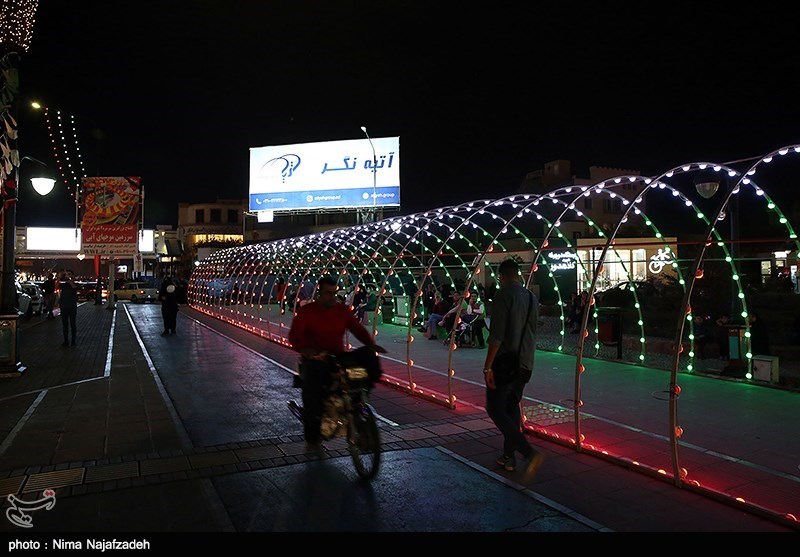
[210,209,221,223]
[632,248,646,280]
[584,197,593,210]
[228,209,238,224]
[195,209,204,223]
[603,198,622,213]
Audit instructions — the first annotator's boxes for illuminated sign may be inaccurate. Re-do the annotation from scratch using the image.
[24,227,155,254]
[26,227,81,252]
[546,251,578,272]
[249,137,400,212]
[80,176,141,256]
[648,248,671,274]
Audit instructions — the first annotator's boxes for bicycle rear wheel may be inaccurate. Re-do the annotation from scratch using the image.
[347,403,381,480]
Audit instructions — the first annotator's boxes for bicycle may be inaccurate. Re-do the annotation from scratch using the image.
[288,352,382,480]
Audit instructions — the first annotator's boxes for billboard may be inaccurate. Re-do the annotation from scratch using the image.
[23,227,155,254]
[249,137,400,212]
[80,176,141,256]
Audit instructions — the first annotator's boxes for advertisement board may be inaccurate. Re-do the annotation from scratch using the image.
[249,137,400,212]
[80,176,141,256]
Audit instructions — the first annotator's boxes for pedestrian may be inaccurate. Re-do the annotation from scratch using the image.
[159,277,179,336]
[42,272,56,318]
[748,311,770,356]
[713,312,731,360]
[94,276,103,305]
[58,270,78,346]
[482,258,544,480]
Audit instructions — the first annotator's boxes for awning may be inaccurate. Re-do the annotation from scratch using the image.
[165,239,183,257]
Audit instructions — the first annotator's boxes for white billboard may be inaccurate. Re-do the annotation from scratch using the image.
[24,227,155,253]
[249,137,400,212]
[26,227,81,252]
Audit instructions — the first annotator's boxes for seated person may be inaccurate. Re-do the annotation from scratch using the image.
[419,287,454,339]
[461,292,487,348]
[350,285,367,312]
[356,287,378,324]
[439,292,468,339]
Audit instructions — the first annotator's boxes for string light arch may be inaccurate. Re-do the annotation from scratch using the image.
[188,144,800,528]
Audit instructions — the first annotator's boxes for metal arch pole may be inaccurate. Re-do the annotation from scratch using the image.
[361,126,377,223]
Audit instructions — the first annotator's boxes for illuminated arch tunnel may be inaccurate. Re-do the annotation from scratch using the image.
[188,144,800,528]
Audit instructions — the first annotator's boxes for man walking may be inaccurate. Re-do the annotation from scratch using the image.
[482,258,544,480]
[42,273,56,318]
[58,270,79,346]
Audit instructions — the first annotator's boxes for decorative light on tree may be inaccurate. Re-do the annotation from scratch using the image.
[0,1,39,53]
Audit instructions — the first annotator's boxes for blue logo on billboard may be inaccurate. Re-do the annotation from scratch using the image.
[259,154,301,183]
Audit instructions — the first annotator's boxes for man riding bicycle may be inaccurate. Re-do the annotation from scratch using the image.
[288,275,386,447]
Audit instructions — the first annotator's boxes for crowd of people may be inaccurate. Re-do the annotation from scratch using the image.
[415,284,488,348]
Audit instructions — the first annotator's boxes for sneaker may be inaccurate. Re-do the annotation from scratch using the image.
[496,454,516,471]
[522,450,545,481]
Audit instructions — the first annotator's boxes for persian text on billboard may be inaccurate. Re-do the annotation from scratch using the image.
[80,177,141,256]
[248,137,400,212]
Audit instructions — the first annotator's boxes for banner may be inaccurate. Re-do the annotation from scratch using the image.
[80,176,141,256]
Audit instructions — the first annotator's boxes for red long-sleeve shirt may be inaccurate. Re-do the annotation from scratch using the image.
[288,300,375,355]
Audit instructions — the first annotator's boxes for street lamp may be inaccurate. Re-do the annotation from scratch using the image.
[0,0,44,375]
[360,125,377,223]
[694,168,739,317]
[0,157,53,375]
[31,176,55,196]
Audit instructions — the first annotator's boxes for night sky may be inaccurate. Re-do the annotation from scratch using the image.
[12,2,800,229]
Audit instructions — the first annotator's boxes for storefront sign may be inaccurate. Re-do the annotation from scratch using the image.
[547,251,578,272]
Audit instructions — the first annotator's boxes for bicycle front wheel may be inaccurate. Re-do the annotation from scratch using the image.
[347,403,381,480]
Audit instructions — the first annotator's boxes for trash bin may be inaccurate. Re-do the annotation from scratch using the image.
[391,295,409,325]
[382,299,395,324]
[720,323,747,377]
[596,306,623,359]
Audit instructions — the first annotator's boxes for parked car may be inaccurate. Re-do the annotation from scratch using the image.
[19,282,44,316]
[75,280,109,302]
[113,281,159,303]
[15,282,32,317]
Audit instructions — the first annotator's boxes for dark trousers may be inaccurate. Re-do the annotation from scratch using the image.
[162,309,177,333]
[486,372,534,459]
[299,358,335,443]
[44,293,56,316]
[463,315,486,347]
[61,307,77,343]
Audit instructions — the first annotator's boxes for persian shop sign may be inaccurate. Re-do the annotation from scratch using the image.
[547,251,578,272]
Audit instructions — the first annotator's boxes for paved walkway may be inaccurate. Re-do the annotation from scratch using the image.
[193,302,800,527]
[0,301,795,539]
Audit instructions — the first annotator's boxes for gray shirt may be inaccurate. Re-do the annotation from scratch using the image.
[487,283,538,371]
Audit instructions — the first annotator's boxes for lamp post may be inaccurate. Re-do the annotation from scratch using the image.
[360,125,377,223]
[693,169,739,315]
[0,157,54,375]
[1,1,44,375]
